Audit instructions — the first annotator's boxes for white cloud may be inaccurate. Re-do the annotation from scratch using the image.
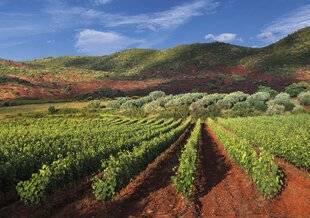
[75,29,144,55]
[46,0,219,32]
[257,4,310,42]
[92,0,113,5]
[205,33,238,42]
[105,0,218,31]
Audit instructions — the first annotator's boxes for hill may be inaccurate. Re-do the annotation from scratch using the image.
[0,27,309,101]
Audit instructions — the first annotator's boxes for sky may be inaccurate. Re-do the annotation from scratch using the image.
[0,0,309,60]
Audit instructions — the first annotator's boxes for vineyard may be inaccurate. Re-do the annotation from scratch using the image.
[0,114,309,217]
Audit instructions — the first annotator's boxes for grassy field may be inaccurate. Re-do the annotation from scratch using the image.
[0,101,90,119]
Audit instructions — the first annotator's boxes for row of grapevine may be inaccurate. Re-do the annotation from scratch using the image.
[92,119,191,201]
[172,119,201,198]
[16,119,183,206]
[0,116,165,189]
[208,119,282,198]
[216,114,310,170]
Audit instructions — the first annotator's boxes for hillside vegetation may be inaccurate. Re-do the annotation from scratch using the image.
[0,27,309,101]
[24,27,309,78]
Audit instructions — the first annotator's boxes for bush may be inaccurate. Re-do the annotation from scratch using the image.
[148,91,166,100]
[87,100,101,109]
[298,91,310,106]
[189,93,225,118]
[285,82,310,97]
[143,95,174,114]
[76,89,125,100]
[106,97,130,109]
[165,93,205,108]
[229,101,255,117]
[246,92,270,111]
[292,105,306,114]
[257,85,278,97]
[247,92,270,103]
[273,93,295,111]
[48,106,58,114]
[216,91,249,109]
[266,102,285,115]
[120,100,139,110]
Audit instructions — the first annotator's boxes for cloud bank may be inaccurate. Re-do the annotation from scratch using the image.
[257,4,310,42]
[205,33,238,42]
[75,29,144,55]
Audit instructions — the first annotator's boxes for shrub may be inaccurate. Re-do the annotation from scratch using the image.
[298,91,310,106]
[120,100,139,110]
[76,89,124,100]
[106,97,130,109]
[143,95,174,114]
[292,105,306,114]
[230,101,255,117]
[165,93,205,108]
[86,101,102,113]
[189,93,225,118]
[285,82,310,97]
[194,93,226,107]
[48,106,58,114]
[216,91,249,109]
[273,93,295,111]
[266,102,285,115]
[148,91,166,100]
[246,92,270,111]
[257,85,278,97]
[247,92,270,103]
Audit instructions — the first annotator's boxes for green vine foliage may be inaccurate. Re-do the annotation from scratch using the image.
[172,119,201,198]
[91,119,190,201]
[208,119,282,198]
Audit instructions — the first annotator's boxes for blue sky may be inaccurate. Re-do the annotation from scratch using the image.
[0,0,309,60]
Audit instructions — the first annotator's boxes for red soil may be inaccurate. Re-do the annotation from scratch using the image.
[221,65,248,76]
[53,125,195,218]
[1,124,310,217]
[69,79,165,95]
[295,68,310,81]
[269,158,310,217]
[2,63,309,101]
[198,124,270,217]
[206,124,310,217]
[0,60,27,69]
[0,73,166,100]
[0,83,65,100]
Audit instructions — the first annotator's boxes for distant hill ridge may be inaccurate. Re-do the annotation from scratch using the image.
[23,27,310,79]
[0,27,309,101]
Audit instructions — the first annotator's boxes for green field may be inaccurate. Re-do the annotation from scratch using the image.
[0,95,308,216]
[213,114,310,170]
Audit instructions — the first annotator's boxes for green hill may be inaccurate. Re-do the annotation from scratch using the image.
[23,27,310,79]
[0,27,309,101]
[241,27,310,74]
[0,27,308,79]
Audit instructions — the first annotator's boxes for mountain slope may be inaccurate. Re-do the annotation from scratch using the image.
[0,27,309,101]
[28,43,257,79]
[241,27,310,74]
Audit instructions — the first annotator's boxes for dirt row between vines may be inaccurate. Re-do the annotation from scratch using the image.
[53,125,195,218]
[205,124,310,217]
[1,123,310,217]
[0,125,194,218]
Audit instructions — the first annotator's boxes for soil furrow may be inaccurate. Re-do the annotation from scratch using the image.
[269,158,310,217]
[198,124,270,217]
[53,124,195,218]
